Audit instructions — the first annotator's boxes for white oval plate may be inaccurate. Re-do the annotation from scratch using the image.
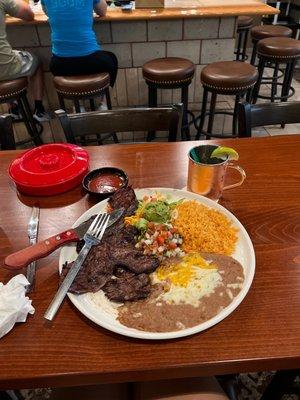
[59,188,255,340]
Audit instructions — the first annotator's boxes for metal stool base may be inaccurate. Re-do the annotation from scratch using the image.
[146,81,192,142]
[195,88,251,140]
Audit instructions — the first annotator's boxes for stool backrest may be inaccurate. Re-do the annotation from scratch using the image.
[0,114,16,150]
[55,105,183,144]
[238,101,300,137]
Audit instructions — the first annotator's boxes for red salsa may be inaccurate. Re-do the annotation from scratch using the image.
[88,173,125,193]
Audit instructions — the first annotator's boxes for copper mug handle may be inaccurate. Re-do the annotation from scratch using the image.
[223,163,246,191]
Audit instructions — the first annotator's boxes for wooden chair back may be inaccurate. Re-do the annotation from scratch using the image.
[238,101,300,137]
[55,105,183,144]
[0,114,16,150]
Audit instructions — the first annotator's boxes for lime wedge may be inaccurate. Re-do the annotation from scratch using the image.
[210,146,239,161]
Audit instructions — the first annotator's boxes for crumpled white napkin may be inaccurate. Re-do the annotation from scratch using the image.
[0,274,35,339]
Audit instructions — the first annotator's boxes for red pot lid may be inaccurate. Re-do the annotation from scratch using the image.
[9,143,89,188]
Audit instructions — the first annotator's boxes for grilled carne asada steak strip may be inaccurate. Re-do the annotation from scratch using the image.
[62,187,159,298]
[103,268,151,302]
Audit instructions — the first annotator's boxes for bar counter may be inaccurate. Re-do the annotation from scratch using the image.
[4,1,278,141]
[6,0,278,25]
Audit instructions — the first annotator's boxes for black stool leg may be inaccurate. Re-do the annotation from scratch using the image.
[252,57,265,104]
[236,31,243,61]
[58,94,66,110]
[246,86,254,103]
[88,97,103,145]
[206,92,217,140]
[241,30,249,61]
[105,88,118,143]
[74,99,81,113]
[271,62,280,102]
[0,116,16,150]
[280,59,296,128]
[19,93,43,146]
[196,88,208,140]
[181,84,190,141]
[147,85,157,142]
[89,98,96,111]
[73,99,87,145]
[250,41,257,65]
[232,95,240,137]
[281,59,295,102]
[105,88,112,110]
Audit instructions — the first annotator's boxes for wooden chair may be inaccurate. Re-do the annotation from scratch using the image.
[238,101,300,137]
[0,114,16,150]
[55,104,183,145]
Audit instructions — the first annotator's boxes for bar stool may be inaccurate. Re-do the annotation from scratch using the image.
[250,25,293,65]
[53,72,118,144]
[142,57,195,141]
[0,78,43,146]
[235,16,254,61]
[195,61,258,139]
[252,37,300,103]
[53,73,112,112]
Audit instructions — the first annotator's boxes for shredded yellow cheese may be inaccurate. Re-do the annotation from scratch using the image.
[155,253,217,288]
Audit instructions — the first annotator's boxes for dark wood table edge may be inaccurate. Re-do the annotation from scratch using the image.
[1,356,299,390]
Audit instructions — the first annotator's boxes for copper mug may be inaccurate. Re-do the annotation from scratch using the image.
[187,145,246,201]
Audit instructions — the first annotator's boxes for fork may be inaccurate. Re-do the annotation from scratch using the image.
[44,212,110,321]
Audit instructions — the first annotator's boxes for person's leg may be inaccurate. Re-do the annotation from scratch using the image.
[30,64,43,102]
[134,377,229,400]
[6,51,48,121]
[92,50,118,87]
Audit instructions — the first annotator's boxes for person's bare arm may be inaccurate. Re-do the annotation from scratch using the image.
[94,0,107,17]
[14,0,34,21]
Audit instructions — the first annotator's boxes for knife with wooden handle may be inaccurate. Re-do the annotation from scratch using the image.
[4,209,124,270]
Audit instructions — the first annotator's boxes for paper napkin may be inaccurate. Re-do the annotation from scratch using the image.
[0,274,35,339]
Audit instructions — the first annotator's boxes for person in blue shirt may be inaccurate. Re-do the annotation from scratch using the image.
[41,0,117,87]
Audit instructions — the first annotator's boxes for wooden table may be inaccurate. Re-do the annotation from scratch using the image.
[0,135,299,390]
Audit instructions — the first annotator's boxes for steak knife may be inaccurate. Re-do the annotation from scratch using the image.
[4,208,124,271]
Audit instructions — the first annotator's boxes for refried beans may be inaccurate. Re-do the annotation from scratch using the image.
[118,253,244,332]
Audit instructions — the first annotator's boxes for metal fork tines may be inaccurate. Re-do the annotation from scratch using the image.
[44,213,110,321]
[27,205,40,293]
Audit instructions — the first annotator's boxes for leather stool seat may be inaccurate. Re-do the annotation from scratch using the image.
[251,25,292,42]
[0,77,27,100]
[238,15,254,30]
[257,37,300,60]
[143,57,195,85]
[53,73,110,98]
[201,61,258,93]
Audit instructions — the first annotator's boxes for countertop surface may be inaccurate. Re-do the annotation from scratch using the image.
[6,0,278,25]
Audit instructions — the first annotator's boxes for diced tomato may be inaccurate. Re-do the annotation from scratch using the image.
[157,236,165,245]
[168,242,177,250]
[170,227,178,234]
[143,196,149,201]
